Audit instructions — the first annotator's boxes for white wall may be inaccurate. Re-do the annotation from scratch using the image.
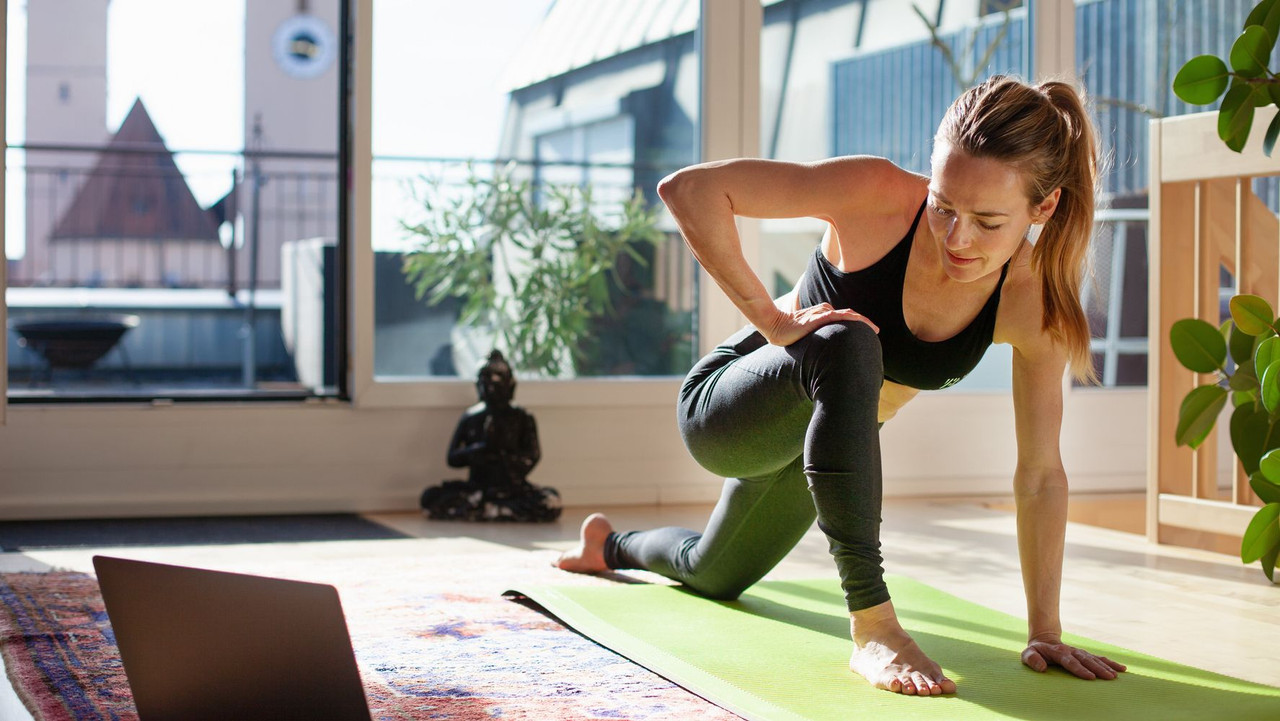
[0,394,707,519]
[0,384,1147,520]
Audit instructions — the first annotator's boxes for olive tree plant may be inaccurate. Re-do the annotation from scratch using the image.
[401,163,664,378]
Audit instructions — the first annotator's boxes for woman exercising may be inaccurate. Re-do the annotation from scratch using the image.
[557,75,1127,696]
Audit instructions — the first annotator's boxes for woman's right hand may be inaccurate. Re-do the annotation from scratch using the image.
[759,303,879,347]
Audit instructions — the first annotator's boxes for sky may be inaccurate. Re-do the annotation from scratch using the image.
[5,0,552,259]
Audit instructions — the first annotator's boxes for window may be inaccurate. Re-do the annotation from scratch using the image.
[1073,0,1272,386]
[6,0,345,400]
[369,1,700,384]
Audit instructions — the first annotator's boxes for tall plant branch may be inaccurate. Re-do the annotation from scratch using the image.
[912,1,1017,91]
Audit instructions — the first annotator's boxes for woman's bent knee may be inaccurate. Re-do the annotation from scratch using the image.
[812,320,880,358]
[802,321,883,395]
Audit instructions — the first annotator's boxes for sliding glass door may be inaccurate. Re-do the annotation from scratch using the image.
[5,0,346,401]
[367,1,701,390]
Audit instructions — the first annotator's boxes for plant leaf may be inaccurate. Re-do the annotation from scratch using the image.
[1257,335,1280,372]
[1176,384,1230,449]
[1219,83,1257,151]
[1234,388,1260,407]
[1174,54,1232,105]
[1169,318,1228,372]
[1234,405,1276,474]
[1247,0,1279,31]
[1252,470,1280,503]
[1230,321,1258,365]
[1262,543,1279,582]
[1264,359,1280,413]
[1230,364,1260,390]
[1232,295,1276,335]
[1251,82,1279,107]
[1241,502,1280,563]
[1266,107,1280,157]
[1261,0,1280,48]
[1231,25,1273,77]
[1263,448,1280,484]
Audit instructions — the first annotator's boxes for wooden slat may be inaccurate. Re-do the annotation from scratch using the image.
[1157,179,1203,512]
[1236,189,1279,300]
[1237,187,1279,506]
[1158,494,1253,538]
[1156,180,1198,503]
[1147,118,1163,542]
[1195,181,1214,499]
[1162,109,1280,183]
[1233,179,1247,506]
[1197,178,1240,500]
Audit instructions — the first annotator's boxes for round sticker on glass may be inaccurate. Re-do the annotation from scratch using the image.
[272,14,335,79]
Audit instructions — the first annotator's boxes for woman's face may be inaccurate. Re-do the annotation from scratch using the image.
[925,142,1060,283]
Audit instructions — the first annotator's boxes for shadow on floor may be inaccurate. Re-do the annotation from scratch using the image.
[0,514,410,551]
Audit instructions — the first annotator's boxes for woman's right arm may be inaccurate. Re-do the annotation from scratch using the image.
[656,156,909,346]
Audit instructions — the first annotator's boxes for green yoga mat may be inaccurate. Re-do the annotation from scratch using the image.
[508,576,1280,721]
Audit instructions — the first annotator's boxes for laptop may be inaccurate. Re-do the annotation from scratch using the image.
[92,555,372,721]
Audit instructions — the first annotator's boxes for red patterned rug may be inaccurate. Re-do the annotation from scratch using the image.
[0,550,740,720]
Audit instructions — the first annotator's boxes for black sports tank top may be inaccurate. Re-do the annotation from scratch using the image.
[797,203,1008,390]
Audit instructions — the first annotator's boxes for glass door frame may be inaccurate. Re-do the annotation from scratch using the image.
[349,0,763,410]
[1,1,1083,416]
[1,0,7,424]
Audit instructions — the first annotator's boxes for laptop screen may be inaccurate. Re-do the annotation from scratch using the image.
[93,556,372,721]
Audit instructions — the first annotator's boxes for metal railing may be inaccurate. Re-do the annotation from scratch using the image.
[7,145,339,291]
[1085,207,1150,387]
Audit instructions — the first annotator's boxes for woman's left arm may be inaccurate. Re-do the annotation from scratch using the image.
[1011,340,1127,680]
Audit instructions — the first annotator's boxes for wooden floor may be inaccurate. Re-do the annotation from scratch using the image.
[2,496,1277,719]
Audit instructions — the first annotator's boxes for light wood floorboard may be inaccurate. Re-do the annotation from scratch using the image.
[1,497,1276,720]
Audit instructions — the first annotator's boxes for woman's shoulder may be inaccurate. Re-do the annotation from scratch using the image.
[993,243,1050,350]
[822,157,928,230]
[824,156,925,199]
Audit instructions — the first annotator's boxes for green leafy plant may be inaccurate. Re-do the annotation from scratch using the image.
[400,163,665,378]
[1170,294,1280,581]
[1172,0,1280,154]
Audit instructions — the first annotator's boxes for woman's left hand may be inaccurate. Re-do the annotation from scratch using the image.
[1021,636,1127,680]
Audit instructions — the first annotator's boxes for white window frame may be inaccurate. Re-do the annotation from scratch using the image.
[347,0,1085,411]
[1,0,6,425]
[1,1,1089,415]
[1030,0,1076,82]
[350,0,762,410]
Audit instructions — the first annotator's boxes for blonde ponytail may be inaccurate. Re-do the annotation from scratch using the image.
[1031,81,1099,383]
[936,76,1101,382]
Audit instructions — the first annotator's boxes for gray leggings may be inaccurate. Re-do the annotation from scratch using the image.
[603,321,890,611]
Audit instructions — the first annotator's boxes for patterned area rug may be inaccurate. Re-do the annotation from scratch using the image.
[0,547,740,720]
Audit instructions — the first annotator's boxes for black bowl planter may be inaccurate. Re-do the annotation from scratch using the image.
[12,315,140,370]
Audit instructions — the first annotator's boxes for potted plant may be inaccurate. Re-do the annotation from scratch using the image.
[400,163,671,378]
[1169,296,1280,582]
[1168,0,1280,582]
[1173,0,1280,154]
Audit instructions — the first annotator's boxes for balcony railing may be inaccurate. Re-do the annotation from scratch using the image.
[1148,110,1278,552]
[8,145,339,291]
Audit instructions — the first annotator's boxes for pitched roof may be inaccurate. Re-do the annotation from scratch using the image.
[51,98,220,242]
[501,0,699,91]
[502,0,799,91]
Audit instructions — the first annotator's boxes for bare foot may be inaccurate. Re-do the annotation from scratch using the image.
[555,513,613,573]
[848,601,957,696]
